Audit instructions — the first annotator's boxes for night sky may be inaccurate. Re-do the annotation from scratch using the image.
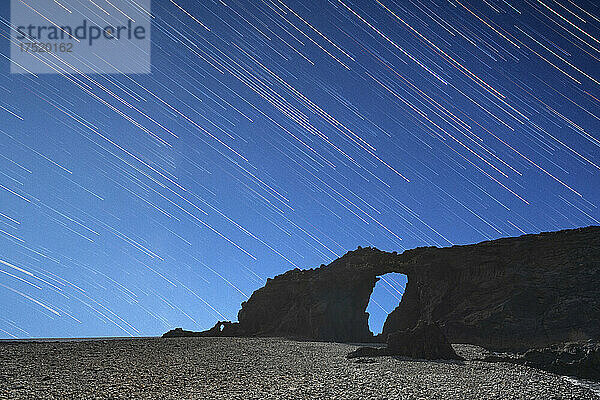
[0,0,599,339]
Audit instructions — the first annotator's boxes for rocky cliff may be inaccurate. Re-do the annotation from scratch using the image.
[382,226,600,351]
[166,226,600,353]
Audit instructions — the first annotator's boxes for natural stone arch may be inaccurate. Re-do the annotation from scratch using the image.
[169,227,599,353]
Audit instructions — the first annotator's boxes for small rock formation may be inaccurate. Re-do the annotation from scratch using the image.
[163,327,198,338]
[347,323,463,361]
[386,322,463,360]
[163,321,238,338]
[346,346,385,358]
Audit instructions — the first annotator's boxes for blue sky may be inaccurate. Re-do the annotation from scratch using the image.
[0,0,599,338]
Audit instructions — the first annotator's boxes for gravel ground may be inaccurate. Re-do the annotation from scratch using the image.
[0,337,597,399]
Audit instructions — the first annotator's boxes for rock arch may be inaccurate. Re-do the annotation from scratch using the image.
[168,227,600,352]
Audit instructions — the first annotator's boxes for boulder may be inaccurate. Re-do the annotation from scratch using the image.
[348,323,462,361]
[347,346,385,359]
[386,322,463,360]
[487,341,600,381]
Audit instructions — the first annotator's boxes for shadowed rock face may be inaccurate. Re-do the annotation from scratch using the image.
[168,226,600,353]
[484,341,600,381]
[381,225,600,351]
[236,255,381,342]
[236,226,600,351]
[386,322,463,360]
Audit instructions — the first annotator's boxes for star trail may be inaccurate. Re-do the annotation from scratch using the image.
[0,0,599,338]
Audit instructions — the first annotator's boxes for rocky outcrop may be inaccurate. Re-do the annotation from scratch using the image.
[163,327,203,338]
[167,226,600,354]
[163,322,239,338]
[484,341,600,381]
[382,226,600,351]
[347,322,463,361]
[235,255,381,342]
[386,322,463,360]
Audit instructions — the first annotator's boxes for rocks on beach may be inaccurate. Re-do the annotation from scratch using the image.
[484,340,600,382]
[1,337,597,400]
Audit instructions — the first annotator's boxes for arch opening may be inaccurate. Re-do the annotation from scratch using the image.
[366,273,407,335]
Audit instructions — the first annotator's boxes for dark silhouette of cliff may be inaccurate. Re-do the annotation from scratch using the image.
[164,226,600,354]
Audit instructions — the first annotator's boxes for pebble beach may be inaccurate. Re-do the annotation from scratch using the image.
[0,337,597,399]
